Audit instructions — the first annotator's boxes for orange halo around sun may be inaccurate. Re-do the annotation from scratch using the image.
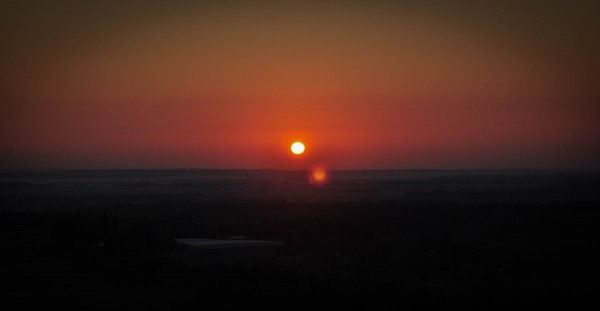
[291,142,305,155]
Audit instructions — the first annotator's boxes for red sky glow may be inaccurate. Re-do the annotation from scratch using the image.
[1,0,599,169]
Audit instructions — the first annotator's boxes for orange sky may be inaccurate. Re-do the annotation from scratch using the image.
[1,0,599,169]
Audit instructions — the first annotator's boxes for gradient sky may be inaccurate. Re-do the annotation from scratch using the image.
[1,0,599,169]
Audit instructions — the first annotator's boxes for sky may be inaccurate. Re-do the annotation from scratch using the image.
[1,0,599,169]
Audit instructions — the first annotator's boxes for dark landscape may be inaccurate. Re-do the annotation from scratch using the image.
[2,169,599,309]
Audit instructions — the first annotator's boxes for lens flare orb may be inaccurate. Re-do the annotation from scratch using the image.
[309,166,329,185]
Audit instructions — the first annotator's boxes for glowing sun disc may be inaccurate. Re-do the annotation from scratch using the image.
[291,142,305,155]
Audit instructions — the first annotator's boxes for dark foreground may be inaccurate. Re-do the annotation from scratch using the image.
[1,170,599,309]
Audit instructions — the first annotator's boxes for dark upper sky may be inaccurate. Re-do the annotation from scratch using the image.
[1,0,599,169]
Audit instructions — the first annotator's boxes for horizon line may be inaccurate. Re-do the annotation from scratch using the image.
[1,167,598,171]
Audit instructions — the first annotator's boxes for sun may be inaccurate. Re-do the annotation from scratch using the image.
[290,142,305,155]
